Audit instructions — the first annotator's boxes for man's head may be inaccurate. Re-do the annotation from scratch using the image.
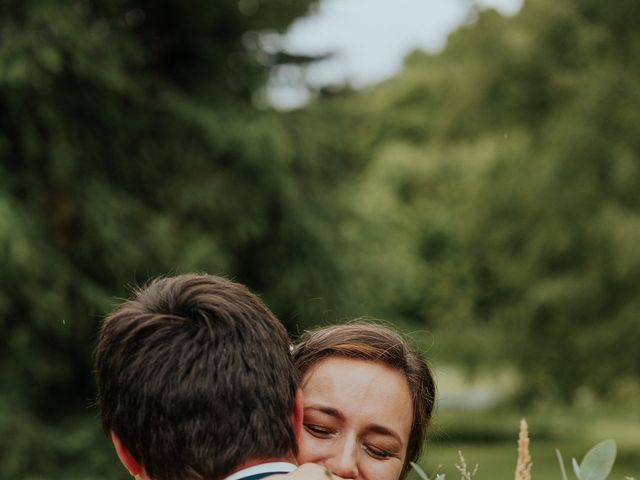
[95,274,299,480]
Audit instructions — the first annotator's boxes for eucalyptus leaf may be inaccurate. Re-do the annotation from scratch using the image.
[578,440,616,480]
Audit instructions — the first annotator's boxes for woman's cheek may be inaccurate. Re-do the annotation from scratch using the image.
[358,459,399,480]
[297,431,328,464]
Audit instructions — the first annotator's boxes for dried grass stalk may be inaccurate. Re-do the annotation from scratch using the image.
[515,418,533,480]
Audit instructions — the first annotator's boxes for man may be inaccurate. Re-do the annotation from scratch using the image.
[95,273,330,480]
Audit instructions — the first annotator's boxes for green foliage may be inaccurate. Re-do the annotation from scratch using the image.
[2,0,640,476]
[324,0,640,401]
[0,0,374,478]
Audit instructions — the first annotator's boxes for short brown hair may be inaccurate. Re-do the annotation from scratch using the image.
[95,274,297,480]
[293,322,436,479]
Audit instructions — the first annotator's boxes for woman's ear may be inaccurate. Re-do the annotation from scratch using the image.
[292,388,304,445]
[111,432,143,478]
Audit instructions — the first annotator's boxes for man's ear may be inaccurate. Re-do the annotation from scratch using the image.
[292,388,304,445]
[111,432,143,477]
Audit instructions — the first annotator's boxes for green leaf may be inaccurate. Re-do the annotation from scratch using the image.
[410,461,431,480]
[578,440,617,480]
[573,458,582,479]
[556,449,569,480]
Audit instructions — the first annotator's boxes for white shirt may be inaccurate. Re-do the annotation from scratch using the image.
[223,462,297,480]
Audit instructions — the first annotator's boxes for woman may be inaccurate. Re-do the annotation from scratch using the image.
[292,322,436,480]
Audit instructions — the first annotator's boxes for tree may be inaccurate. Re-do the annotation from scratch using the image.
[0,1,371,477]
[331,0,640,401]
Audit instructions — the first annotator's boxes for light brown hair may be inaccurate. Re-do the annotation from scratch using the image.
[293,322,436,479]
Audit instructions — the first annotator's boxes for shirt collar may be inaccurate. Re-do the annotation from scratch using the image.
[223,462,297,480]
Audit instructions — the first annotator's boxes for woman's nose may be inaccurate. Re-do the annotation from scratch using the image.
[324,437,359,479]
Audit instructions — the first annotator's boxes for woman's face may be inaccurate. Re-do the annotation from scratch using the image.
[296,357,413,480]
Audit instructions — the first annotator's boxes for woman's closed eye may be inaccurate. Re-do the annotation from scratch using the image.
[363,443,398,460]
[304,423,336,438]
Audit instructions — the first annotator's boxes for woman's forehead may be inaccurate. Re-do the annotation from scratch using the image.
[301,357,413,437]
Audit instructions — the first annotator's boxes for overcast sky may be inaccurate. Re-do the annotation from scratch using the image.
[267,0,523,108]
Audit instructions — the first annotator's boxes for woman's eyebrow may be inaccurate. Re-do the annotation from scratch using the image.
[365,424,403,446]
[304,405,345,421]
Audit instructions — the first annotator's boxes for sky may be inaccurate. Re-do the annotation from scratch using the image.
[267,0,523,109]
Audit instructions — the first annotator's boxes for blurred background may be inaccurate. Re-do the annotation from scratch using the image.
[0,0,638,478]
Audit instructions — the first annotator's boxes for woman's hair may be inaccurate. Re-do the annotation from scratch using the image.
[293,321,436,479]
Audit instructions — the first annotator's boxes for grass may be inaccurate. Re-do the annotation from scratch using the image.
[410,406,640,479]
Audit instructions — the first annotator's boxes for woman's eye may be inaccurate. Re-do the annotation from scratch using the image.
[304,424,335,438]
[363,444,394,460]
